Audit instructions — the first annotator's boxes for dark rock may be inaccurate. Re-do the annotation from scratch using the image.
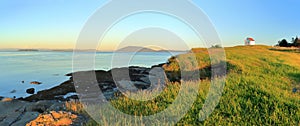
[26,88,35,94]
[24,66,169,102]
[21,81,25,83]
[65,95,79,101]
[30,81,42,85]
[133,81,150,89]
[10,90,17,93]
[24,80,75,101]
[26,100,62,112]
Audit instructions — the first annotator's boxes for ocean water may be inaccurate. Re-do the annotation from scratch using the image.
[0,51,182,98]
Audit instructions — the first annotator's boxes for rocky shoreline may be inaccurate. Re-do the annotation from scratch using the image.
[19,64,168,102]
[0,63,171,125]
[0,55,226,125]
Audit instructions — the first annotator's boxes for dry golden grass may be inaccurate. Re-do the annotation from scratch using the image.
[65,100,85,113]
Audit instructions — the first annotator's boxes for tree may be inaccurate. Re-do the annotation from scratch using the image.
[211,44,222,48]
[293,36,299,47]
[278,39,288,47]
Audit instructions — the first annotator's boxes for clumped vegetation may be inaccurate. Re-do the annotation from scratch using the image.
[65,100,85,113]
[277,36,300,47]
[83,45,299,125]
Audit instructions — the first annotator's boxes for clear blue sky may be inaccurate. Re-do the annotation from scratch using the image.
[0,0,299,50]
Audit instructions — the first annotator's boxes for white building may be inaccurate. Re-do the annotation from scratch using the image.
[245,37,256,45]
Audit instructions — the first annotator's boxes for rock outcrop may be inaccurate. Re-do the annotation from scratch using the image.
[22,66,168,102]
[26,111,78,126]
[0,100,65,126]
[23,80,76,101]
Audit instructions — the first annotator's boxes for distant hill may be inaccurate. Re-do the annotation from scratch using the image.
[116,46,187,52]
[116,46,156,52]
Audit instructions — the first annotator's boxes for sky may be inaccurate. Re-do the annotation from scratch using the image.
[0,0,299,50]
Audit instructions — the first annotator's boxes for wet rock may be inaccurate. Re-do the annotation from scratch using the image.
[64,95,79,101]
[24,80,76,101]
[26,88,35,94]
[30,81,42,85]
[10,90,17,93]
[24,66,168,102]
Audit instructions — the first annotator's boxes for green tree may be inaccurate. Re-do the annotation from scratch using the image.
[278,39,288,47]
[293,36,299,47]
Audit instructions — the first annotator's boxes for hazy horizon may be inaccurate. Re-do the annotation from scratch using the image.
[0,45,190,51]
[1,0,300,50]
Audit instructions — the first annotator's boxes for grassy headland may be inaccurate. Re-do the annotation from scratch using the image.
[81,45,299,125]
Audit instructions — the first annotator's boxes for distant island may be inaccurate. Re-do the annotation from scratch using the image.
[18,49,39,52]
[8,46,188,52]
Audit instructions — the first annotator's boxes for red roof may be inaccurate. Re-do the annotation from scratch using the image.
[247,38,255,41]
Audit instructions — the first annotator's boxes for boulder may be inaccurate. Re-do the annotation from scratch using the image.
[30,81,42,85]
[26,88,35,94]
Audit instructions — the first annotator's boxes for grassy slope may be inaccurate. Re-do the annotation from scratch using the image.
[181,45,299,125]
[86,45,300,125]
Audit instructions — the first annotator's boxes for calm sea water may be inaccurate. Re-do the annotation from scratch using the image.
[0,51,182,98]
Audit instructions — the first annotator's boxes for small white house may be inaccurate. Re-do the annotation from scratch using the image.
[245,37,256,45]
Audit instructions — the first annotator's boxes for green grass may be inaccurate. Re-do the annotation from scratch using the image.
[84,45,300,125]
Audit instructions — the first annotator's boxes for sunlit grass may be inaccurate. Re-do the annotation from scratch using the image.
[82,45,299,125]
